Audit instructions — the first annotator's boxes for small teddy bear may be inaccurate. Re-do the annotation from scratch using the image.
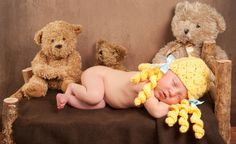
[95,39,128,71]
[152,1,228,64]
[21,20,82,97]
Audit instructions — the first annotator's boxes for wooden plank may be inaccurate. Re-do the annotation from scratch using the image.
[201,40,216,74]
[2,97,19,144]
[231,127,236,144]
[215,60,232,144]
[22,67,33,83]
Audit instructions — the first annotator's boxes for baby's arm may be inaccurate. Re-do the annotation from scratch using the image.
[144,92,169,118]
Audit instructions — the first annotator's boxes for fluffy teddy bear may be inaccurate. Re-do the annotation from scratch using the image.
[95,39,128,71]
[152,1,228,64]
[21,20,82,97]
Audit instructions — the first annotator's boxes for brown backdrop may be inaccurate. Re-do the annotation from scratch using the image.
[0,0,235,125]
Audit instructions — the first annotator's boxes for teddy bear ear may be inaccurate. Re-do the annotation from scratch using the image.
[73,24,82,35]
[34,30,43,45]
[212,10,226,33]
[96,39,107,46]
[175,1,189,14]
[96,39,107,50]
[115,45,128,58]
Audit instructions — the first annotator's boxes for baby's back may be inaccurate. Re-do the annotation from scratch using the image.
[87,66,141,108]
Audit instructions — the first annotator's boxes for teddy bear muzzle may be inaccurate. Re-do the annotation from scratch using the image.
[184,29,189,34]
[55,44,62,49]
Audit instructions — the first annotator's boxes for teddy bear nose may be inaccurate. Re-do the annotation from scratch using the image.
[184,29,189,34]
[55,44,62,49]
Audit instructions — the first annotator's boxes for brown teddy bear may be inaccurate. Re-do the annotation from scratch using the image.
[21,20,82,97]
[95,39,128,71]
[152,1,228,64]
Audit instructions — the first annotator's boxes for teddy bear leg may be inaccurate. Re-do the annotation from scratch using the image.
[22,75,48,97]
[60,79,75,92]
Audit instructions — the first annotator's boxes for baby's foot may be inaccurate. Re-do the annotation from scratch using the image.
[56,93,69,109]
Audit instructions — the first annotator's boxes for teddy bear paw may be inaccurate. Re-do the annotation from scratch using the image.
[22,83,47,97]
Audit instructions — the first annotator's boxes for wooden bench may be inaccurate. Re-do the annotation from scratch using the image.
[1,41,232,144]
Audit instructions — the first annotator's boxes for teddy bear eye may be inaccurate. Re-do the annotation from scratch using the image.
[99,51,103,55]
[196,24,201,28]
[51,39,54,43]
[62,37,66,41]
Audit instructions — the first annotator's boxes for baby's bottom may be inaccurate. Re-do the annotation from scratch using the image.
[56,69,106,110]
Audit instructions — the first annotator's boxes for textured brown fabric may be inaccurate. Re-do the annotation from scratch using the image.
[12,90,224,144]
[0,0,235,127]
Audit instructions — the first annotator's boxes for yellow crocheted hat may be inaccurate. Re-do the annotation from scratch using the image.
[169,57,210,100]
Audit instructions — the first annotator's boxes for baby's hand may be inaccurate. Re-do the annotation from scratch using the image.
[152,90,160,100]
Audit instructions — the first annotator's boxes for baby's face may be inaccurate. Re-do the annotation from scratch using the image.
[154,70,187,105]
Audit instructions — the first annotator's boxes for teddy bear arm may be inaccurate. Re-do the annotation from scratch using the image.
[202,45,228,64]
[152,53,167,64]
[31,53,58,79]
[59,52,82,82]
[215,45,228,60]
[32,64,58,80]
[152,41,177,64]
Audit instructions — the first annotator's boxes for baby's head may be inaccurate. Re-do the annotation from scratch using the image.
[155,57,210,105]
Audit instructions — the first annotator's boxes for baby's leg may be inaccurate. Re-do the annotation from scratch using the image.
[56,93,69,109]
[56,93,105,109]
[66,71,105,105]
[57,69,105,109]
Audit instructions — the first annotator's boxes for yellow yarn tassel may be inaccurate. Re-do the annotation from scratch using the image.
[190,107,205,139]
[165,99,205,139]
[165,104,179,127]
[130,63,163,106]
[178,100,190,133]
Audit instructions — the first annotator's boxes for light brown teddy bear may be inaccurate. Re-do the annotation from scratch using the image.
[21,20,82,97]
[152,1,228,64]
[95,39,128,71]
